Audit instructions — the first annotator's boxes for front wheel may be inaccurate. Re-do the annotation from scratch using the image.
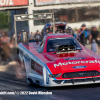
[27,78,33,85]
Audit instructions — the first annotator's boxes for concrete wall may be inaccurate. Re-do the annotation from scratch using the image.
[26,19,100,33]
[27,0,100,33]
[9,0,100,34]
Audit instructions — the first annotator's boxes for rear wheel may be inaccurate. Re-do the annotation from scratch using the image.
[22,61,26,71]
[19,59,26,72]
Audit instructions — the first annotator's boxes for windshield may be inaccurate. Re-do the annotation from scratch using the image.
[47,37,82,52]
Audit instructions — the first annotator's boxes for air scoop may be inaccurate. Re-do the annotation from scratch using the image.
[56,44,80,54]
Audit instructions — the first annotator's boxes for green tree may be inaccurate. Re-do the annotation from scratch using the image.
[0,11,11,29]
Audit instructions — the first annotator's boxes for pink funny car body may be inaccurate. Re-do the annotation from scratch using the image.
[18,33,100,87]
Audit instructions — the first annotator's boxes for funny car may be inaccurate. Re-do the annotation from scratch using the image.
[18,33,100,87]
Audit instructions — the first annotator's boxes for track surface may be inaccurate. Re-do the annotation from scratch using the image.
[0,64,100,100]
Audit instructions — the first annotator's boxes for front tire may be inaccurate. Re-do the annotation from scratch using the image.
[27,78,33,85]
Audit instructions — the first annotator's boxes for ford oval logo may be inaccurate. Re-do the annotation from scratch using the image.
[73,66,87,69]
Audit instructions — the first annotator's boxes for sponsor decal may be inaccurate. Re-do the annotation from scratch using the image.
[24,55,30,62]
[0,0,28,7]
[73,66,87,69]
[38,0,55,3]
[54,60,100,68]
[65,57,86,60]
[34,63,43,75]
[77,73,86,76]
[47,77,49,84]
